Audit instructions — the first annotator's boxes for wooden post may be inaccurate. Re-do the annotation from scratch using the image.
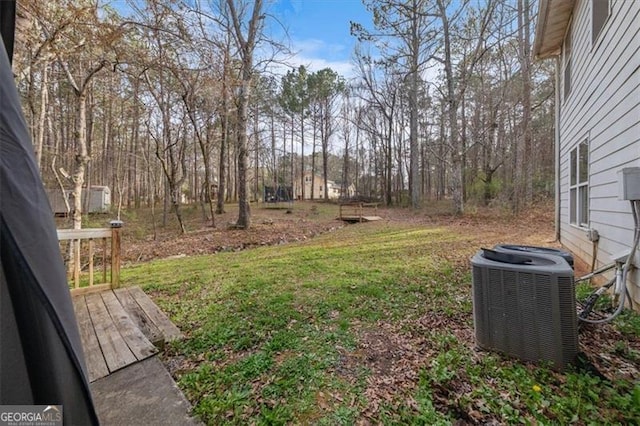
[102,237,107,284]
[88,238,94,287]
[74,239,81,288]
[110,220,123,289]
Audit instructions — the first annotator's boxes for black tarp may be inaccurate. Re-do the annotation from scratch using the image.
[0,3,98,424]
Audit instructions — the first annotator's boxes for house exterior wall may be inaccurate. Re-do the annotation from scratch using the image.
[557,0,640,304]
[294,173,328,200]
[293,172,355,200]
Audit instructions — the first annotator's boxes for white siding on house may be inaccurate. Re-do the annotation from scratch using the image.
[558,0,640,304]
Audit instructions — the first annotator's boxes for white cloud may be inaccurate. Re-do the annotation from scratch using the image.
[287,55,355,78]
[266,38,356,78]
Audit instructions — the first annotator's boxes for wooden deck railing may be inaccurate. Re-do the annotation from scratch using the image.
[57,221,122,295]
[339,202,379,222]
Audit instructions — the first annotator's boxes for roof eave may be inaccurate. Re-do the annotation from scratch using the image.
[533,0,576,60]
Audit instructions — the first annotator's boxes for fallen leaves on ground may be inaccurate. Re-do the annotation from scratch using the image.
[128,200,638,423]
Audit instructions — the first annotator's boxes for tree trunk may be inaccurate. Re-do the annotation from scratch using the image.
[226,0,263,228]
[438,0,463,215]
[311,117,317,200]
[203,130,215,226]
[271,112,277,195]
[131,78,141,208]
[321,104,329,201]
[290,113,295,198]
[300,113,305,199]
[254,104,260,202]
[236,81,251,228]
[409,0,421,208]
[519,0,533,203]
[72,92,89,230]
[217,98,228,214]
[385,119,393,206]
[35,61,49,170]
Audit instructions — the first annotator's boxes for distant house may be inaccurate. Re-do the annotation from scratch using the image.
[332,181,356,199]
[534,1,640,304]
[294,172,356,200]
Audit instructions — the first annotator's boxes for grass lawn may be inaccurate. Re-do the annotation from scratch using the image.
[121,213,640,424]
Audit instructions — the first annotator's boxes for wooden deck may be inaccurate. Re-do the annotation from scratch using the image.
[339,215,383,223]
[73,287,183,382]
[338,202,383,223]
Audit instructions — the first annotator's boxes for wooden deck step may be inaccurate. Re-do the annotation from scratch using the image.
[73,291,159,382]
[112,287,164,347]
[73,286,184,382]
[114,287,184,343]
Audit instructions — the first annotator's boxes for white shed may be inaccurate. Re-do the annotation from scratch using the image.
[46,186,111,215]
[85,186,111,213]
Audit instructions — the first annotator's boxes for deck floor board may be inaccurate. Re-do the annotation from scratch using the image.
[73,295,110,382]
[101,291,158,360]
[73,287,181,382]
[85,293,137,374]
[113,287,164,346]
[127,287,184,342]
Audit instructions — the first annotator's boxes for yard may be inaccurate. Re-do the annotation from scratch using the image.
[113,202,640,424]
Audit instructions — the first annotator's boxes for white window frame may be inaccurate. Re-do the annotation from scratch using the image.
[569,139,589,228]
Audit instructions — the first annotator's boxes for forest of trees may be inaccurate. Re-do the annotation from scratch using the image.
[12,0,554,230]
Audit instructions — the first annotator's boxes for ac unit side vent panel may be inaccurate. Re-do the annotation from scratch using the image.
[471,251,578,371]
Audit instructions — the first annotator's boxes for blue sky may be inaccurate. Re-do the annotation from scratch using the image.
[270,0,370,77]
[107,0,370,78]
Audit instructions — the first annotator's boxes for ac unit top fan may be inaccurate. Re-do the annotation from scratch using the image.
[471,248,578,371]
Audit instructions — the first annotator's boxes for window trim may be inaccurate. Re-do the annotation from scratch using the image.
[569,139,590,229]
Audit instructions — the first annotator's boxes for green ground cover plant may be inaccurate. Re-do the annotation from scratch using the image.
[121,215,640,424]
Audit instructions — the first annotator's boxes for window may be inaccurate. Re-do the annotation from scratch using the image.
[563,21,572,100]
[592,0,610,45]
[569,140,589,227]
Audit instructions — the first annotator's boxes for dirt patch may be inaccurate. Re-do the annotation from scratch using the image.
[336,321,435,419]
[121,200,560,265]
[334,310,478,420]
[121,204,344,263]
[578,322,640,380]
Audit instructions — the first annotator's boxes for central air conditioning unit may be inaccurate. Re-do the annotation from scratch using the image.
[471,248,578,371]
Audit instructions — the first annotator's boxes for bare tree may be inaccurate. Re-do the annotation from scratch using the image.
[517,0,533,208]
[433,0,495,214]
[51,3,121,229]
[306,68,345,200]
[225,0,264,229]
[11,0,556,226]
[353,47,401,205]
[352,0,438,208]
[137,1,194,233]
